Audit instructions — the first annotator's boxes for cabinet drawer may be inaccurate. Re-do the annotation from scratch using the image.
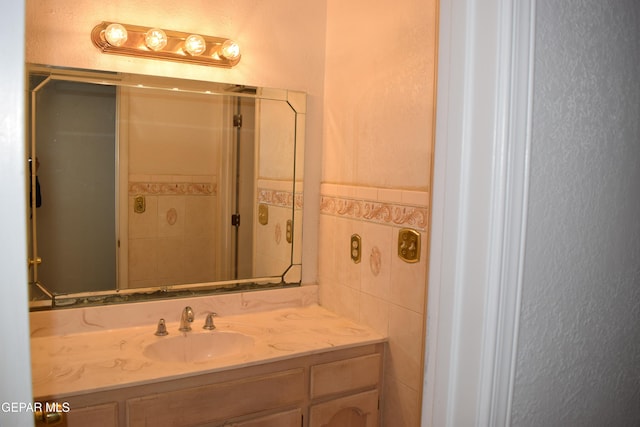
[66,402,118,427]
[310,354,381,399]
[127,369,304,426]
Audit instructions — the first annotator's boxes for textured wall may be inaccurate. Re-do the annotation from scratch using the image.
[323,0,436,190]
[512,1,640,425]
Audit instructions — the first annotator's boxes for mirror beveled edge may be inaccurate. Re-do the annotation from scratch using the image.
[27,64,306,310]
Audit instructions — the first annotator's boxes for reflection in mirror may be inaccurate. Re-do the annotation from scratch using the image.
[27,66,305,309]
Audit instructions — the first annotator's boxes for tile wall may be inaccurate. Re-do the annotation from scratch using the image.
[128,174,218,287]
[254,179,304,279]
[318,182,429,426]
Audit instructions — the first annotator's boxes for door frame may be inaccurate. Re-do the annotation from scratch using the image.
[423,0,536,425]
[0,1,34,426]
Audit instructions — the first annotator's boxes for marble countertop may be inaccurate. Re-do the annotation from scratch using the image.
[31,304,386,398]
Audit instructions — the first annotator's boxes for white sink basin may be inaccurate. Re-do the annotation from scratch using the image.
[143,331,254,363]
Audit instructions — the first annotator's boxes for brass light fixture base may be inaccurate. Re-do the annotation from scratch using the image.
[91,21,241,68]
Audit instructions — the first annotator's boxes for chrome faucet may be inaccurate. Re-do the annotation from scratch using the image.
[178,306,195,332]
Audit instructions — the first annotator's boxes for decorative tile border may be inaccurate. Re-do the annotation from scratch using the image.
[258,188,304,209]
[129,182,216,196]
[320,195,429,230]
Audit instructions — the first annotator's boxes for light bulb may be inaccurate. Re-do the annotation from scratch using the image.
[219,40,240,61]
[145,28,168,51]
[184,34,206,56]
[104,23,128,47]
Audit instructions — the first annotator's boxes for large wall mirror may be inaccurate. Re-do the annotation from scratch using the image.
[27,65,305,309]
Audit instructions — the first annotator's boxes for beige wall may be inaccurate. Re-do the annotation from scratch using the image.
[126,88,222,177]
[26,0,326,92]
[319,0,438,425]
[323,0,436,189]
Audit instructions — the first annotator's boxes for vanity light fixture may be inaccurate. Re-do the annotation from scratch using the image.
[91,22,241,67]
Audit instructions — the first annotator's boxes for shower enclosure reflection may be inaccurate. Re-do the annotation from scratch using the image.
[27,66,305,309]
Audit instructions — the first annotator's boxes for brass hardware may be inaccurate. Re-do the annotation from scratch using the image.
[28,257,42,267]
[351,234,362,264]
[34,405,64,425]
[398,228,421,263]
[258,203,269,225]
[134,195,145,213]
[233,114,243,128]
[286,220,293,244]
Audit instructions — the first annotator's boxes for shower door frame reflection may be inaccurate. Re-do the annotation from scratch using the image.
[28,76,119,303]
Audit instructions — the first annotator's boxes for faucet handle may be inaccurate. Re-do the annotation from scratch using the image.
[155,318,168,336]
[203,312,217,330]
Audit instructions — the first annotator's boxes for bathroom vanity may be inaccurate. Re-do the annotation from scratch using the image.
[31,294,386,427]
[50,344,383,427]
[27,66,388,427]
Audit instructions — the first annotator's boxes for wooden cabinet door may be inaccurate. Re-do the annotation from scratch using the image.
[309,390,378,427]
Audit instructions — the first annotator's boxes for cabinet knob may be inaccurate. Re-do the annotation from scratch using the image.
[34,406,64,426]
